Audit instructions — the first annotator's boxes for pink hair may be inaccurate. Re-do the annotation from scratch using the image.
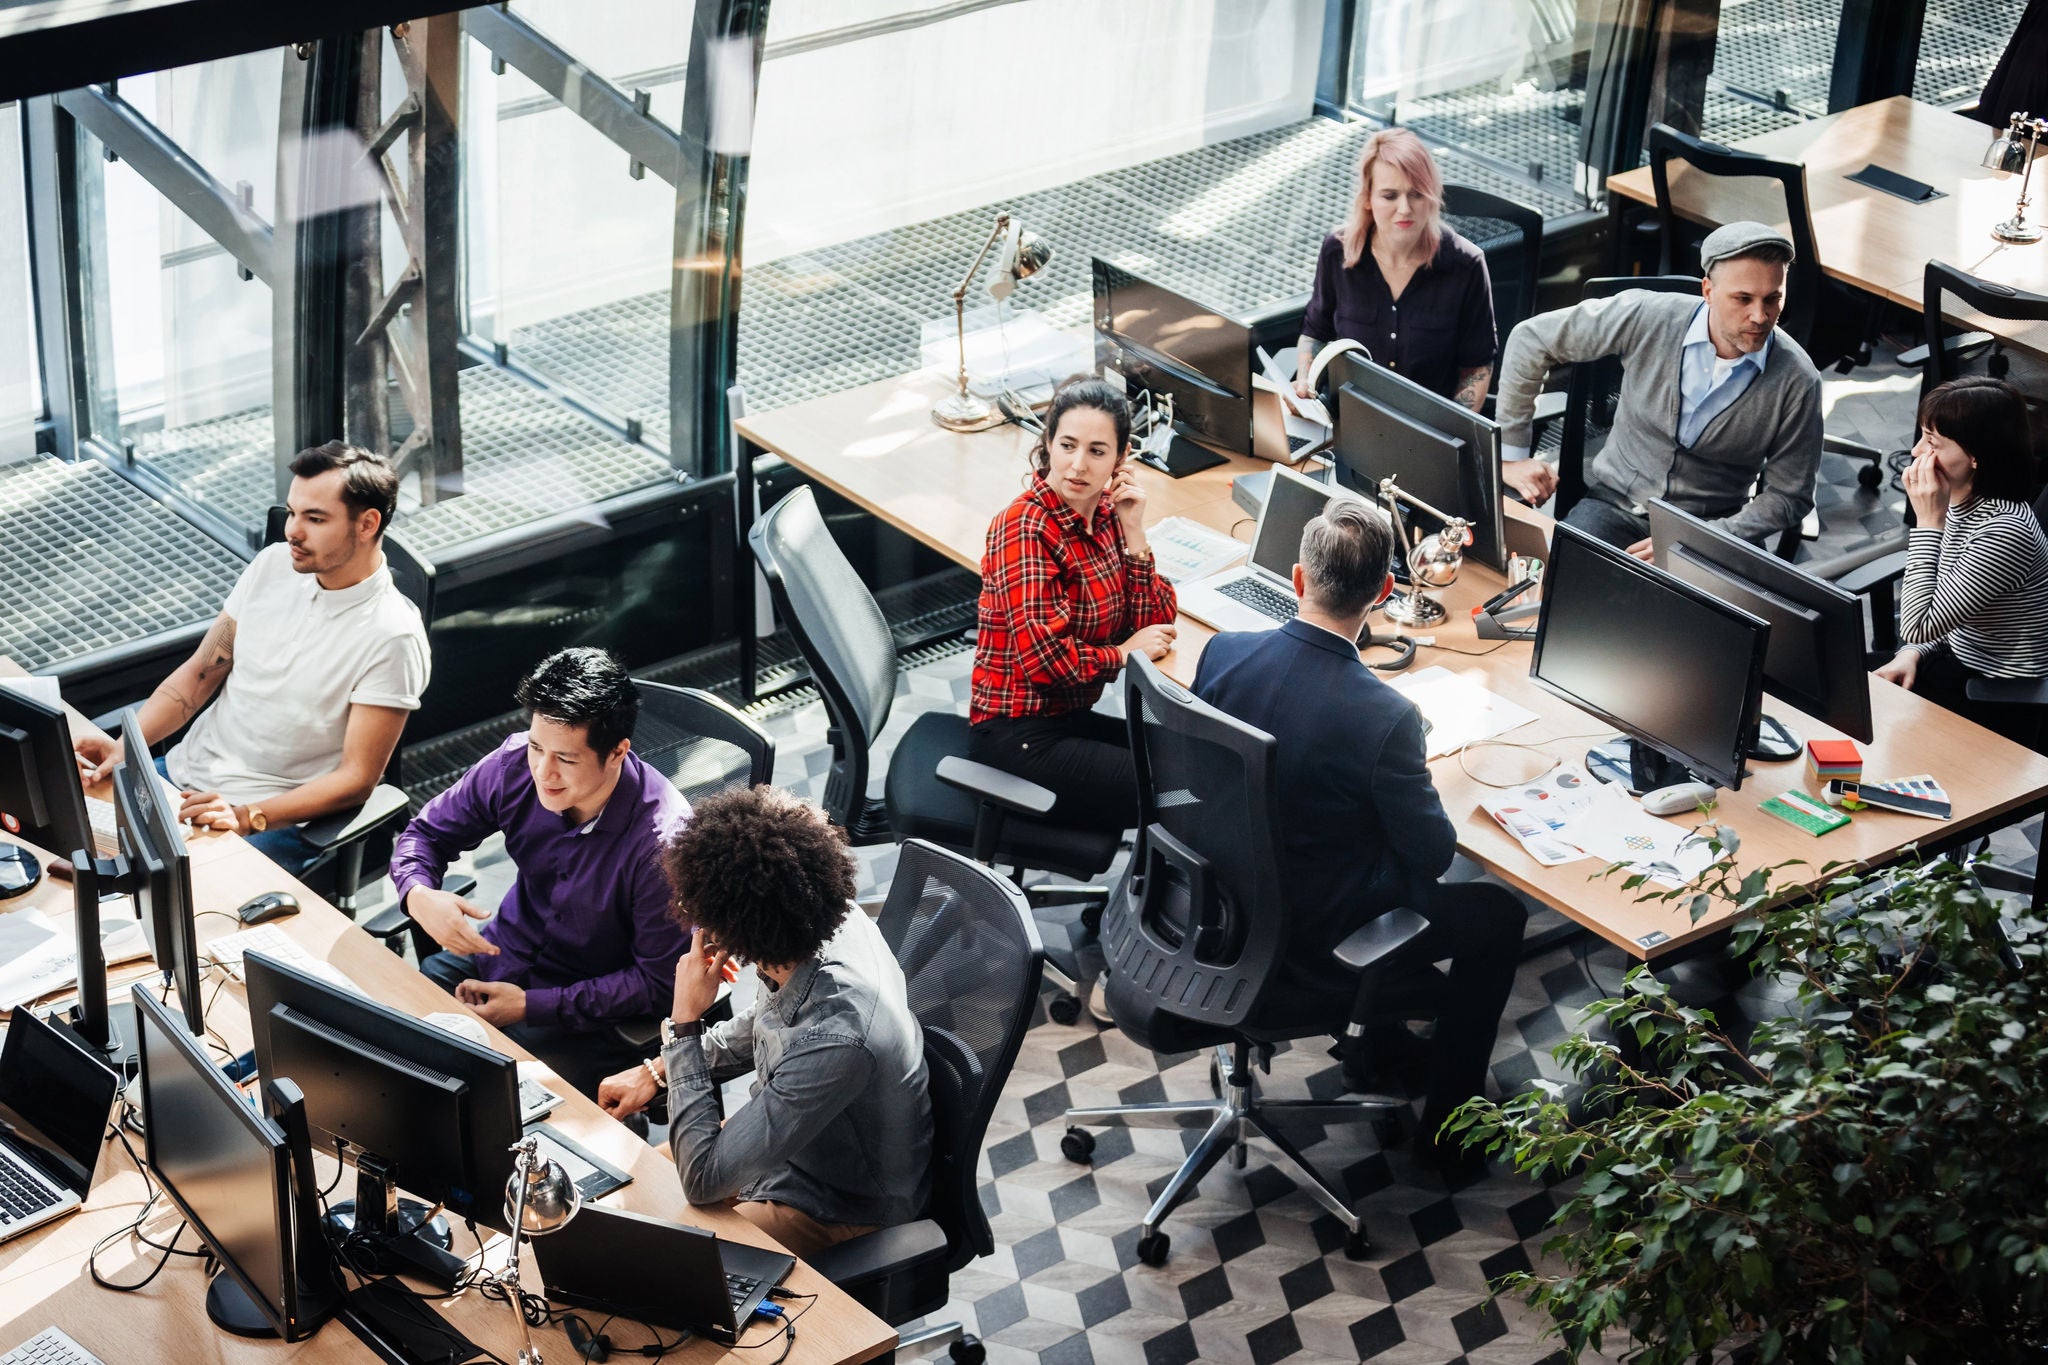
[1337,128,1444,269]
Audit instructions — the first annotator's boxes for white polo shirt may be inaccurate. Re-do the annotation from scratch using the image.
[166,543,430,805]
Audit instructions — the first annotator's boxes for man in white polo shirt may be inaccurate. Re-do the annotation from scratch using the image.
[74,442,430,874]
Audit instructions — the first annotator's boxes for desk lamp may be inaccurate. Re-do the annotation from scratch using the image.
[1377,474,1471,628]
[1983,112,2046,245]
[496,1135,583,1365]
[932,213,1052,431]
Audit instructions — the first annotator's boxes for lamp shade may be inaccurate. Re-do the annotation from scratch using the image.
[987,222,1051,301]
[1984,132,2028,174]
[504,1142,582,1237]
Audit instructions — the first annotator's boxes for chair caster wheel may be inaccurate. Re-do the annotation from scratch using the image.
[1048,994,1081,1026]
[1857,462,1882,490]
[1344,1227,1371,1260]
[1061,1127,1095,1163]
[1137,1231,1170,1266]
[950,1334,986,1365]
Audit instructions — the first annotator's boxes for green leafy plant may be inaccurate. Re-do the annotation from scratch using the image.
[1449,843,2048,1363]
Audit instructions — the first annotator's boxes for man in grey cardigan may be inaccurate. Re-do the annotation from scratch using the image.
[1495,221,1824,559]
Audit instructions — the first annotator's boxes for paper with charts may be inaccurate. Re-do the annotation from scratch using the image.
[1479,764,1727,888]
[1386,666,1538,759]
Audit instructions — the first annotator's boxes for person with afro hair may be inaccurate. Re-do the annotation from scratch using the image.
[597,787,932,1256]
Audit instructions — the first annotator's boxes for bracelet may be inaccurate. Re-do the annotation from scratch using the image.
[641,1058,664,1089]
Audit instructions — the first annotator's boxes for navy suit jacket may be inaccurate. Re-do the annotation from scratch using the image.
[1191,618,1457,993]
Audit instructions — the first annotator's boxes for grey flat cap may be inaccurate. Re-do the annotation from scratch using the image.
[1699,220,1795,271]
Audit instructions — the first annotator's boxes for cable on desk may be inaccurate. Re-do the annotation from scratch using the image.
[1455,730,1615,787]
[1422,637,1516,659]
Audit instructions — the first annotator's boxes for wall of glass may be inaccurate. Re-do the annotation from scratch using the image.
[1,103,37,462]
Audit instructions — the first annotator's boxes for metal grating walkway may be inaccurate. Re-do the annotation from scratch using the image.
[0,456,246,671]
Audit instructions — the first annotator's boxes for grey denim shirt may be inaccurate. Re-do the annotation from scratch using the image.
[663,906,932,1229]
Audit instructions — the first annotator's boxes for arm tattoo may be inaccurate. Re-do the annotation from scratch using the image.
[194,616,237,690]
[150,680,201,727]
[1454,366,1492,413]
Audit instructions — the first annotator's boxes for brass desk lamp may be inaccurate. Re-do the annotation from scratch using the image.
[1983,112,2046,245]
[932,214,1052,431]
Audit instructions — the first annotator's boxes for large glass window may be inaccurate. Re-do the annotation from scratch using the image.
[1916,0,2023,109]
[1,102,40,463]
[1701,0,1841,142]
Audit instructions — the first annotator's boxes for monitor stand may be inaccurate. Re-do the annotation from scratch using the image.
[206,1268,339,1338]
[0,841,41,900]
[1134,428,1228,479]
[1585,737,1694,797]
[1746,714,1801,762]
[325,1154,467,1289]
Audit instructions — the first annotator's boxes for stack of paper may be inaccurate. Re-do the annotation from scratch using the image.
[1147,516,1248,583]
[1387,666,1538,758]
[1478,765,1727,888]
[0,904,150,1011]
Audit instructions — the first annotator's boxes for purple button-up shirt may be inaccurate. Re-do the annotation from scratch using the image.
[389,733,690,1032]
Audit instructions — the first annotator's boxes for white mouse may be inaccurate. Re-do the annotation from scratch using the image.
[1641,781,1718,816]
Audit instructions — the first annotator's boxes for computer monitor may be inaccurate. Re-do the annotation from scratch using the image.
[1530,522,1770,792]
[134,984,334,1342]
[0,686,94,878]
[245,953,522,1281]
[1091,259,1248,472]
[1648,499,1874,753]
[111,715,205,1042]
[1332,354,1509,573]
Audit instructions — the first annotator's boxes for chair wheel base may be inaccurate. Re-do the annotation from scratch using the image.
[1344,1227,1370,1260]
[1857,463,1882,490]
[1047,994,1081,1026]
[1136,1231,1170,1266]
[950,1335,986,1365]
[1061,1128,1095,1164]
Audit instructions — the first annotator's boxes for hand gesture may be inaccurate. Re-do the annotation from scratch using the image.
[672,933,731,1025]
[1109,463,1149,526]
[178,790,240,833]
[1502,458,1557,506]
[455,979,526,1027]
[1874,649,1919,692]
[1902,449,1949,530]
[408,885,500,957]
[1121,623,1176,664]
[74,733,124,785]
[1293,377,1317,401]
[598,1064,659,1120]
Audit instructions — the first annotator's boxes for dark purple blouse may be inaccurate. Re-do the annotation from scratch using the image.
[1299,229,1497,401]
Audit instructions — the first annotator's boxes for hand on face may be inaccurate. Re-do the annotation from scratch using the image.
[1902,446,1951,527]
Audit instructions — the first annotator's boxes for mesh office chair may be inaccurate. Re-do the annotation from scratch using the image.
[749,484,1119,1020]
[1058,659,1436,1266]
[804,839,1045,1365]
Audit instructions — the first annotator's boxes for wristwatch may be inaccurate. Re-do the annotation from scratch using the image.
[245,806,268,833]
[660,1017,704,1047]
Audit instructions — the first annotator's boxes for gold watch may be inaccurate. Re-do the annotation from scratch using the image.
[246,806,268,833]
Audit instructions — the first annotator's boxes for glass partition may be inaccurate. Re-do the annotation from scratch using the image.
[1916,0,2023,109]
[1,102,39,462]
[1701,0,1840,141]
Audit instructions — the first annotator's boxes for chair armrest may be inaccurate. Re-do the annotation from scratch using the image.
[803,1219,949,1289]
[1965,676,2048,707]
[1833,550,1911,596]
[935,756,1056,819]
[361,903,412,944]
[1803,527,1909,584]
[299,785,410,852]
[1333,908,1432,972]
[1822,433,1881,461]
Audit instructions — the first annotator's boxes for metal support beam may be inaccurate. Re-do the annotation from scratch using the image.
[56,84,278,287]
[670,0,770,480]
[1828,0,1925,114]
[1313,0,1358,121]
[466,5,688,185]
[23,98,101,460]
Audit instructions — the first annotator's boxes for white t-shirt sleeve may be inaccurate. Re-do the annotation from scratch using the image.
[221,544,282,620]
[347,626,430,712]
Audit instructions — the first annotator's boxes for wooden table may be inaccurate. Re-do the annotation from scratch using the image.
[0,822,896,1364]
[1605,96,2048,353]
[738,370,2048,960]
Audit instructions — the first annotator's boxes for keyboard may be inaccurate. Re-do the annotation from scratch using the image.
[727,1273,762,1308]
[84,797,117,855]
[1287,432,1314,455]
[205,925,363,996]
[0,1328,105,1365]
[0,1155,63,1226]
[1217,575,1298,623]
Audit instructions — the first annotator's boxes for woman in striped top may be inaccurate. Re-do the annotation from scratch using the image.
[1873,376,2047,749]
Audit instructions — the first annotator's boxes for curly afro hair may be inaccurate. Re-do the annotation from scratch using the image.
[662,787,855,967]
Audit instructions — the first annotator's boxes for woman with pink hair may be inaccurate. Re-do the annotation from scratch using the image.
[1297,129,1552,504]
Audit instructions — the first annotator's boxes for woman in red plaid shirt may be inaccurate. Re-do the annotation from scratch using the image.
[966,378,1180,832]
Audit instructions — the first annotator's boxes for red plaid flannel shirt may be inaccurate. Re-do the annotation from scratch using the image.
[969,476,1179,723]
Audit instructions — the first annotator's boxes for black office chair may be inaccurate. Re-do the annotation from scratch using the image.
[1057,658,1437,1265]
[804,839,1045,1365]
[749,484,1118,1021]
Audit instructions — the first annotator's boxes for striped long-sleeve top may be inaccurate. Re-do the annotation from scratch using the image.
[1898,496,2048,679]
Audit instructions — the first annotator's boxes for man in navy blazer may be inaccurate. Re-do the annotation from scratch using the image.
[1192,497,1525,1169]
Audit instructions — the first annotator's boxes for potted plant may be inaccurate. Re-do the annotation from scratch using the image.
[1448,844,2048,1363]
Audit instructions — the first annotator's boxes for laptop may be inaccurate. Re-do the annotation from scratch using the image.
[1177,464,1360,634]
[532,1202,796,1344]
[0,1008,121,1242]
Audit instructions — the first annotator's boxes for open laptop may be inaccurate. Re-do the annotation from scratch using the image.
[1177,464,1359,634]
[0,1008,121,1242]
[533,1202,795,1345]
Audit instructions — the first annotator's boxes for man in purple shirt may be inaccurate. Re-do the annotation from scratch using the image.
[389,647,690,1098]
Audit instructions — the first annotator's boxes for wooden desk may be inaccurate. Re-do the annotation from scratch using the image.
[738,370,2048,960]
[0,827,896,1364]
[1605,97,2048,354]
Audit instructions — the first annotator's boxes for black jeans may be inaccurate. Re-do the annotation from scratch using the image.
[1912,648,2047,752]
[418,952,654,1102]
[967,709,1139,834]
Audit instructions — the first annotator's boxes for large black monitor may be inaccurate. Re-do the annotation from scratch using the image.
[1091,259,1247,472]
[245,953,522,1282]
[1530,522,1770,792]
[134,984,334,1342]
[0,686,94,883]
[1332,354,1508,573]
[111,714,204,1042]
[1648,499,1874,752]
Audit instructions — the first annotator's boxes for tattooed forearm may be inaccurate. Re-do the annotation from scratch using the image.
[193,616,236,690]
[149,680,201,727]
[1454,366,1492,414]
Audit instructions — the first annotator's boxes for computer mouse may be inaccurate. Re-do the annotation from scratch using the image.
[1641,781,1718,816]
[236,890,300,925]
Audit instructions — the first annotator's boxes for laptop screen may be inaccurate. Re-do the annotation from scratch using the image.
[1249,470,1342,580]
[0,1009,119,1198]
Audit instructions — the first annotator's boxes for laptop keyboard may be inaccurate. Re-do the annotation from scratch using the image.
[727,1273,762,1309]
[0,1158,62,1226]
[1288,432,1314,454]
[0,1328,107,1365]
[1217,576,1298,623]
